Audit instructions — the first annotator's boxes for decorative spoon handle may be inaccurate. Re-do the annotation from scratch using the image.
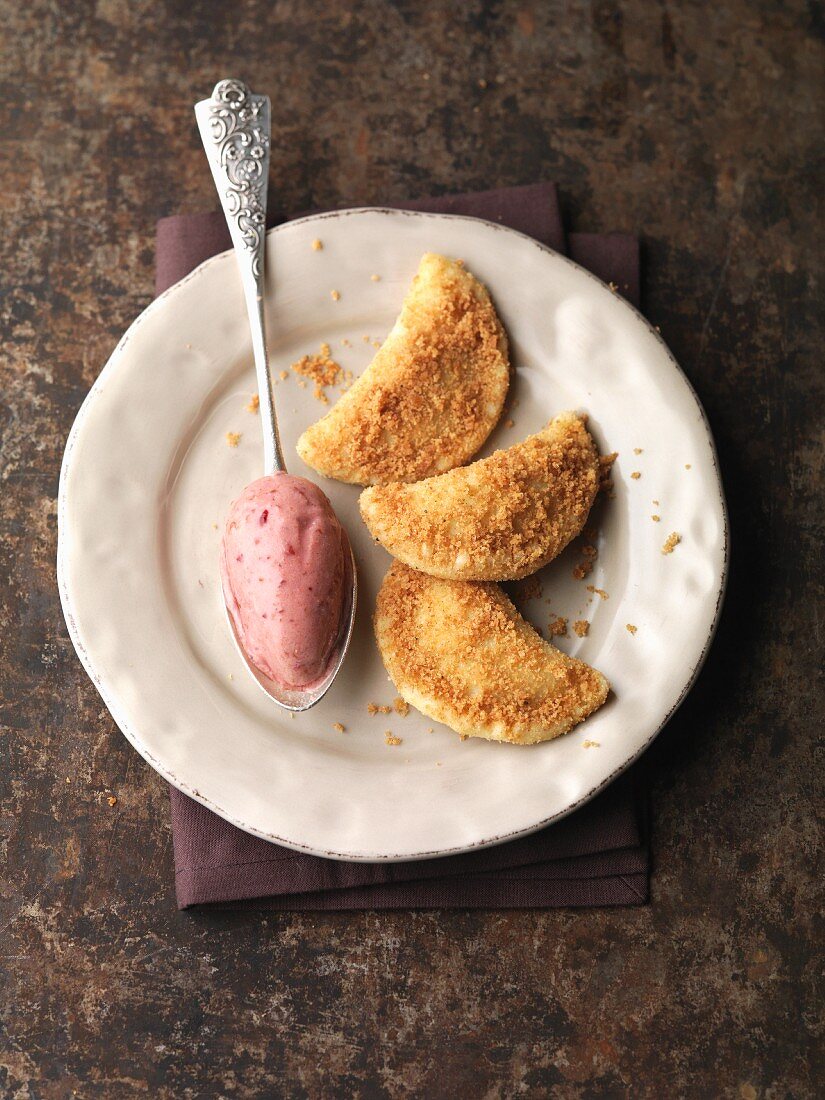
[194,79,285,474]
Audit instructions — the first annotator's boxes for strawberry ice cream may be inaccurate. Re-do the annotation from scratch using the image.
[220,474,347,689]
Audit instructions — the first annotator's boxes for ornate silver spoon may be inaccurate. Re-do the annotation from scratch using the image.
[195,79,356,712]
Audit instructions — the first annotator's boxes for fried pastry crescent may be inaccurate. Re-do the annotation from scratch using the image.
[374,562,609,745]
[297,253,510,484]
[360,411,599,581]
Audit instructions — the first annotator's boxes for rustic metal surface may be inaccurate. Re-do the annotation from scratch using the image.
[1,1,821,1096]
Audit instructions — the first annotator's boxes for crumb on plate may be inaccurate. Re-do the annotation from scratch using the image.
[652,514,661,522]
[311,238,323,251]
[333,722,345,733]
[626,623,637,635]
[385,731,402,746]
[583,740,600,749]
[662,532,682,555]
[331,289,340,301]
[549,615,568,637]
[225,432,242,448]
[586,585,609,600]
[246,394,259,413]
[573,620,590,637]
[631,471,641,480]
[393,696,410,716]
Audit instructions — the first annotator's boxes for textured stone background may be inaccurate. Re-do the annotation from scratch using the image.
[1,1,822,1096]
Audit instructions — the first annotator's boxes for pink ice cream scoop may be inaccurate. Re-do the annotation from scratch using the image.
[220,474,347,690]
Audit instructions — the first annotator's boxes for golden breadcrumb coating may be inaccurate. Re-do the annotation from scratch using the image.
[374,562,609,745]
[359,412,599,581]
[297,253,510,484]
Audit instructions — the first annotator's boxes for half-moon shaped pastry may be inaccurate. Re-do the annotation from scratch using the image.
[297,253,509,485]
[374,562,609,745]
[360,412,599,580]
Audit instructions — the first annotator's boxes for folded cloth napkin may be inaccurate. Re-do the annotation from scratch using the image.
[156,183,649,910]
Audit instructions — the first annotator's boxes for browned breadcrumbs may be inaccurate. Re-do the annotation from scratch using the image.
[225,432,241,448]
[626,623,638,635]
[107,795,118,807]
[685,463,692,469]
[651,514,661,522]
[371,274,381,282]
[246,394,260,413]
[393,696,410,716]
[634,447,643,454]
[549,616,568,637]
[511,574,543,604]
[573,620,590,637]
[583,740,600,749]
[367,702,392,715]
[332,722,345,732]
[598,452,618,493]
[278,369,289,381]
[572,541,598,580]
[311,238,323,251]
[608,281,618,292]
[290,345,352,404]
[630,471,641,480]
[586,585,609,600]
[384,731,402,746]
[330,289,340,301]
[504,418,515,428]
[662,532,682,555]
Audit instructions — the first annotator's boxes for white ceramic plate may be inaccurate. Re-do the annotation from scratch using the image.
[58,209,727,860]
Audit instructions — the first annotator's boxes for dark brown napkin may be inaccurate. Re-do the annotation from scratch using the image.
[157,183,649,910]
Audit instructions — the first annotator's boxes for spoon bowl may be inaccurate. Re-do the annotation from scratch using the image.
[223,541,358,712]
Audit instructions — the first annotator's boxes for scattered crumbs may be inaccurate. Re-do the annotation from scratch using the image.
[652,514,661,522]
[583,740,600,749]
[107,795,118,807]
[228,673,234,681]
[634,447,643,454]
[212,523,218,530]
[631,471,641,480]
[587,585,609,600]
[333,722,345,733]
[662,532,682,555]
[246,394,260,413]
[512,574,543,604]
[296,379,307,389]
[573,541,598,580]
[290,345,351,403]
[654,325,661,333]
[393,696,410,717]
[385,731,402,746]
[504,418,514,428]
[311,238,323,251]
[549,616,568,637]
[436,761,442,766]
[685,463,692,469]
[278,369,289,381]
[225,432,242,448]
[608,281,618,293]
[370,274,381,282]
[573,620,590,637]
[652,499,660,506]
[367,702,392,715]
[372,340,381,348]
[427,728,434,734]
[362,334,371,343]
[330,289,340,301]
[626,623,638,635]
[341,337,352,347]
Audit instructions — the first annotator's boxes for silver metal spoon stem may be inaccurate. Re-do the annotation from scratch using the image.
[195,79,285,474]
